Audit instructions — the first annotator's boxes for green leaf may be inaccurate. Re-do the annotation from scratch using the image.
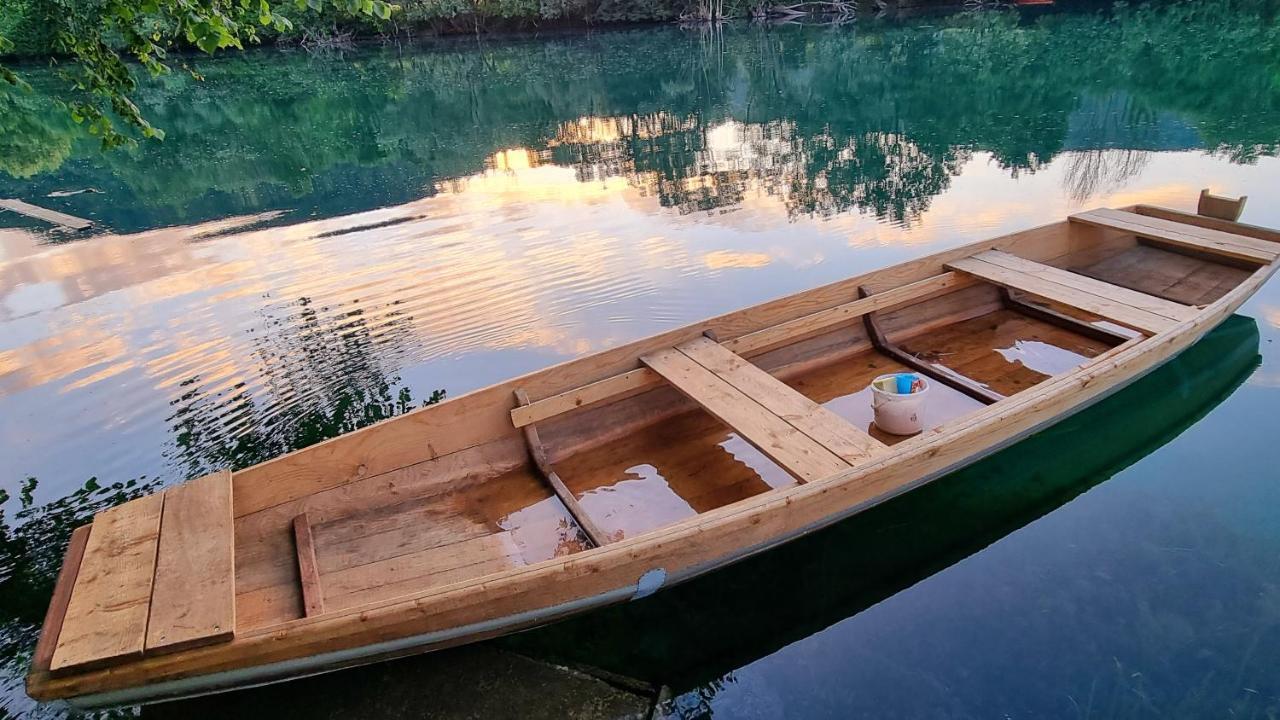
[196,33,220,53]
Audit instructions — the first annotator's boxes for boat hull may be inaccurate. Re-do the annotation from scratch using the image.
[28,203,1278,708]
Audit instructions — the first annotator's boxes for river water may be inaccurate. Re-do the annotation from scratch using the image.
[2,2,1280,716]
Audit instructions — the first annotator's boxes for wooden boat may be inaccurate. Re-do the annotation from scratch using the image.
[483,312,1263,693]
[28,201,1279,708]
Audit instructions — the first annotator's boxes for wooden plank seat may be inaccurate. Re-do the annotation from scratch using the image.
[641,338,884,483]
[48,471,236,673]
[510,272,975,430]
[945,252,1185,335]
[1071,208,1279,265]
[969,250,1197,322]
[147,470,236,653]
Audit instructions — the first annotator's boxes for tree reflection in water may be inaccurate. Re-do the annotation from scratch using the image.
[2,1,1278,234]
[0,285,444,716]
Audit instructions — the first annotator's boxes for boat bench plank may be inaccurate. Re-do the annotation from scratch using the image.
[51,494,165,672]
[511,272,974,429]
[945,255,1178,335]
[641,347,849,483]
[972,250,1197,322]
[1070,208,1278,264]
[676,337,885,465]
[146,470,236,655]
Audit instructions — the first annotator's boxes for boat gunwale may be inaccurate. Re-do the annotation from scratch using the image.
[28,206,1279,704]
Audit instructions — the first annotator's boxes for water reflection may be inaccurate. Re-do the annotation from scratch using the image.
[3,1,1280,716]
[3,2,1279,233]
[145,315,1267,719]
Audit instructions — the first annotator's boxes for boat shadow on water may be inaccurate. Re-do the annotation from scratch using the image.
[151,314,1261,719]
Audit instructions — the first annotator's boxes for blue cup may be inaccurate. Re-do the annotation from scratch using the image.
[895,373,915,394]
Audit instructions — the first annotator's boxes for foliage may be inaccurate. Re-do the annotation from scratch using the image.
[7,0,1277,148]
[0,0,398,147]
[3,0,1278,232]
[0,83,78,178]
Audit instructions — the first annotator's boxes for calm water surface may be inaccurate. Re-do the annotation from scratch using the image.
[3,2,1280,717]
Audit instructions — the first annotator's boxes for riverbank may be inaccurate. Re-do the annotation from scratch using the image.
[0,0,1027,60]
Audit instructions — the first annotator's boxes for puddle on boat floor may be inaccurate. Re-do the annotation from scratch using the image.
[784,350,985,446]
[556,410,794,541]
[309,468,591,613]
[896,309,1114,398]
[289,311,1116,614]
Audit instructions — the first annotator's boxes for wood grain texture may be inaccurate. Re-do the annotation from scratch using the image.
[25,218,1277,705]
[720,272,978,358]
[50,494,165,672]
[974,250,1196,322]
[322,532,523,612]
[642,347,849,483]
[1071,208,1277,264]
[1133,205,1280,244]
[1075,244,1251,308]
[1197,189,1246,221]
[146,471,236,655]
[897,309,1113,398]
[946,256,1178,335]
[998,289,1134,345]
[857,287,1005,406]
[514,389,611,546]
[32,525,92,671]
[676,337,885,465]
[293,515,325,618]
[511,273,976,429]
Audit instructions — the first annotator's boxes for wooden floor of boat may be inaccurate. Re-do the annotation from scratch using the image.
[1075,244,1252,307]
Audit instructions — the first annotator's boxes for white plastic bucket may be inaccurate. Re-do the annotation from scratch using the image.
[870,373,930,435]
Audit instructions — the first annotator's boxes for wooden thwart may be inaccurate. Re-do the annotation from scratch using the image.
[1134,205,1280,245]
[971,251,1195,322]
[51,494,165,672]
[997,289,1135,345]
[511,272,972,429]
[0,198,93,230]
[146,471,236,655]
[946,255,1179,335]
[514,389,611,547]
[1071,208,1277,264]
[642,347,850,483]
[676,337,884,465]
[720,272,977,357]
